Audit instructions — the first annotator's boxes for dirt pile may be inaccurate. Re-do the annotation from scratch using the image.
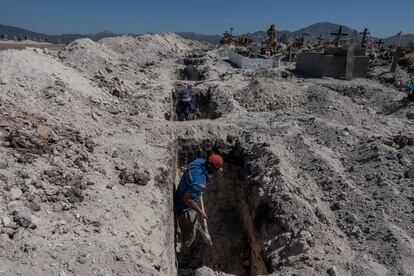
[1,33,414,276]
[233,77,305,112]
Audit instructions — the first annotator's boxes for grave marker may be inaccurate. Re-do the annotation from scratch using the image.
[390,32,402,73]
[331,26,348,46]
[390,47,402,73]
[376,39,384,49]
[346,31,358,80]
[360,28,370,48]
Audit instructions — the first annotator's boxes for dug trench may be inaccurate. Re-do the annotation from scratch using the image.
[178,65,206,81]
[169,83,219,121]
[172,139,269,276]
[182,54,205,66]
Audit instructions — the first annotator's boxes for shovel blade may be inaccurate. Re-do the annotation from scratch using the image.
[199,228,213,246]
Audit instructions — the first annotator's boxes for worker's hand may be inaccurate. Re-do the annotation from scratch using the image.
[199,211,208,220]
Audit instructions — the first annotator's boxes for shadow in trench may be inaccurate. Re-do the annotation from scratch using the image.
[183,58,205,66]
[178,65,206,81]
[174,141,268,276]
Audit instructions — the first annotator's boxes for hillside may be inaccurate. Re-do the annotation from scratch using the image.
[176,32,221,45]
[384,34,414,46]
[290,22,357,39]
[0,24,117,43]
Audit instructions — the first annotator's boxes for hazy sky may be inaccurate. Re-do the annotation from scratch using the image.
[1,0,412,37]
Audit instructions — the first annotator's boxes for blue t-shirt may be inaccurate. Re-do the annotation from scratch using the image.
[175,157,209,212]
[408,79,414,92]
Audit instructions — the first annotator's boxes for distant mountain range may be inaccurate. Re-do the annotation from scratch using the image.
[383,34,414,46]
[0,24,118,43]
[176,32,222,45]
[1,22,413,46]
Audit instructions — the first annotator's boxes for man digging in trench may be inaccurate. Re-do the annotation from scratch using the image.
[407,78,414,101]
[175,153,224,252]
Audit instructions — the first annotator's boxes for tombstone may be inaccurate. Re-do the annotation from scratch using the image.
[229,51,275,69]
[296,30,369,80]
[261,24,278,55]
[346,31,358,80]
[390,32,402,73]
[267,25,277,42]
[220,31,234,45]
[390,47,402,73]
[300,33,309,48]
[288,45,295,62]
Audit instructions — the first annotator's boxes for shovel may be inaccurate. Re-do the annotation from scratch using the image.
[198,196,213,246]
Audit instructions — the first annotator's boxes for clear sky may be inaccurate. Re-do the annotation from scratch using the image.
[0,0,412,38]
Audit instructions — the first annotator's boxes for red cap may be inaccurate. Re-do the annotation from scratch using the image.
[208,154,224,171]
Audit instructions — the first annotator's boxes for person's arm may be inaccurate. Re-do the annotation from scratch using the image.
[183,191,208,219]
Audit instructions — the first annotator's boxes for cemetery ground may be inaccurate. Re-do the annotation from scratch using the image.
[0,34,414,276]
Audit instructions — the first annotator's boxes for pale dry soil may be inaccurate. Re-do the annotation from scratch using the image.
[0,34,413,276]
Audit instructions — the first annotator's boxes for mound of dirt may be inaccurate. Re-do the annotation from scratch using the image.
[233,77,306,112]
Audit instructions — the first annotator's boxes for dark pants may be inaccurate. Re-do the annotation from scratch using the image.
[176,209,198,248]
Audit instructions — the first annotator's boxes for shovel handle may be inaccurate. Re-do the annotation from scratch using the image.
[200,196,213,246]
[200,197,208,228]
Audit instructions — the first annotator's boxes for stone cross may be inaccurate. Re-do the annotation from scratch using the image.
[360,28,370,48]
[346,31,358,80]
[397,31,402,46]
[331,26,348,46]
[376,39,384,49]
